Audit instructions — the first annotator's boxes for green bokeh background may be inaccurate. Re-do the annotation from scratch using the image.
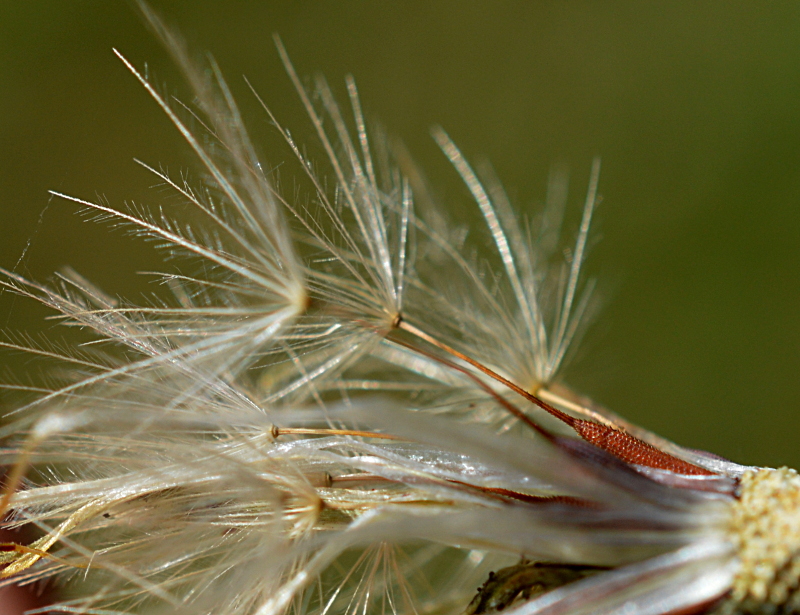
[1,2,799,468]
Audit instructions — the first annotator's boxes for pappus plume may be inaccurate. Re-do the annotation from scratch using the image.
[1,5,799,615]
[8,30,310,393]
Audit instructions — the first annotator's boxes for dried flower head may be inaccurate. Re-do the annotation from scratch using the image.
[0,5,796,615]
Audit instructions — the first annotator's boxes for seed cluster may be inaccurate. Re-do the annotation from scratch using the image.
[728,467,800,613]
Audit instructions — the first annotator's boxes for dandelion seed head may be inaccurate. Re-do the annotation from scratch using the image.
[0,7,794,615]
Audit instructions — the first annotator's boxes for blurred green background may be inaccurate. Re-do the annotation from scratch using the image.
[1,2,799,468]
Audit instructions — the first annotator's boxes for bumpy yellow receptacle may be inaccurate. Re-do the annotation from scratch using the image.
[727,467,800,613]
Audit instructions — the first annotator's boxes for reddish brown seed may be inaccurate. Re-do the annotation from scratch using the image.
[480,487,603,509]
[571,420,714,476]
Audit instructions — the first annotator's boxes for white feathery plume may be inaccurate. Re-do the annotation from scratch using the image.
[2,6,799,615]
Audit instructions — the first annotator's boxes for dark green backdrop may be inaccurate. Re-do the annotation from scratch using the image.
[1,2,799,468]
